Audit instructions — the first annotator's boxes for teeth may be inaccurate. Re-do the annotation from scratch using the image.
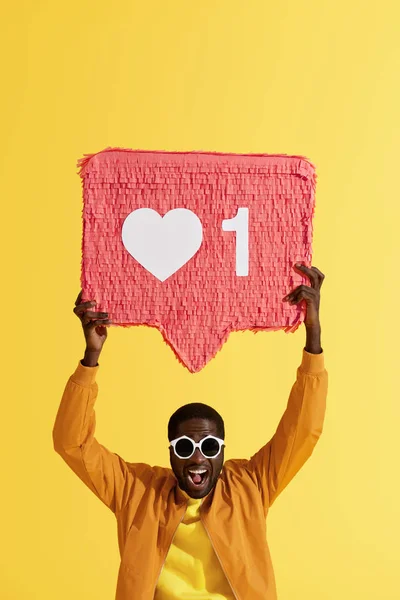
[188,469,207,474]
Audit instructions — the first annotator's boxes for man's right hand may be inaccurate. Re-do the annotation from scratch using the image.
[73,291,112,366]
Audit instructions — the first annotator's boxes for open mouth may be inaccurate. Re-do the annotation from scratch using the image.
[186,469,210,489]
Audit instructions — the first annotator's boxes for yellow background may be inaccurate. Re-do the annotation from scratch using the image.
[1,1,399,598]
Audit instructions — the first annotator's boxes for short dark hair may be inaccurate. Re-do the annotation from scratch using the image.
[168,402,225,442]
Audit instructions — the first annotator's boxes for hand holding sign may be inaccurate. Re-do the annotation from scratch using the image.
[284,264,324,329]
[79,148,317,371]
[73,291,111,366]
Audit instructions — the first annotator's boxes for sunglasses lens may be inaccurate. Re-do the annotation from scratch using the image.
[175,438,194,458]
[201,438,220,457]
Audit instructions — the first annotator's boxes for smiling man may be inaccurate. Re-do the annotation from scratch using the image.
[53,264,328,600]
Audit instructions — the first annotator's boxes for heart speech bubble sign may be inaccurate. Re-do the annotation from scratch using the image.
[79,148,316,372]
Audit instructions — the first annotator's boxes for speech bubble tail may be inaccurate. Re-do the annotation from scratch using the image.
[161,323,232,373]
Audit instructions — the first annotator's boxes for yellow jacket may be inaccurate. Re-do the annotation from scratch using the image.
[53,350,327,599]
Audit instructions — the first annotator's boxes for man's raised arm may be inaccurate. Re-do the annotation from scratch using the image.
[248,265,328,509]
[53,292,136,515]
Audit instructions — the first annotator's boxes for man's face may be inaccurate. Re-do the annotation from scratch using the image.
[169,418,224,499]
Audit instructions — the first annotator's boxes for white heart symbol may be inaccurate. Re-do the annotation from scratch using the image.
[122,208,203,282]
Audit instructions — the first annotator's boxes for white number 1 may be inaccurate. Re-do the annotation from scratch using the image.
[222,208,249,276]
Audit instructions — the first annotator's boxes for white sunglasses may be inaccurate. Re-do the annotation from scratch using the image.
[169,435,225,459]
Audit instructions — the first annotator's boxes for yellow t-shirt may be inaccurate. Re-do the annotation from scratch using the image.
[155,490,235,599]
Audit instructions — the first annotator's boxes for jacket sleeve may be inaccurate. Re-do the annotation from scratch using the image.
[247,350,328,509]
[53,362,137,515]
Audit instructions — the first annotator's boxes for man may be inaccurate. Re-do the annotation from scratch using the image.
[53,263,328,600]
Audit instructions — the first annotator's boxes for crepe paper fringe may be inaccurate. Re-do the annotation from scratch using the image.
[79,148,316,372]
[77,146,316,185]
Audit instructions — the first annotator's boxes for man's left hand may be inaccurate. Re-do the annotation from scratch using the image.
[283,264,324,329]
